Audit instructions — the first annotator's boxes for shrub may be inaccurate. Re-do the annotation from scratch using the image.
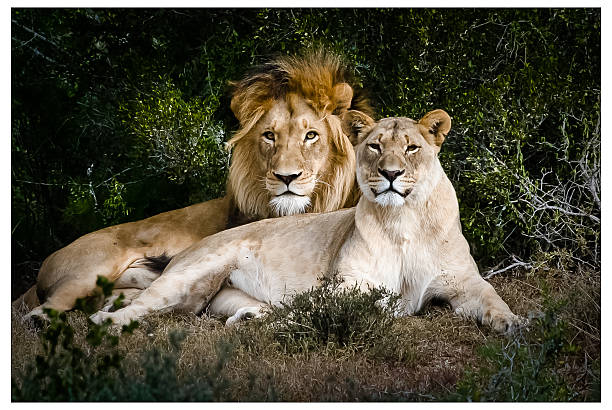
[12,277,138,401]
[12,277,237,402]
[450,295,587,402]
[263,274,402,354]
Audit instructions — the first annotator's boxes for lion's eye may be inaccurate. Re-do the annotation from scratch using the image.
[367,143,381,153]
[305,131,319,141]
[406,145,420,154]
[262,131,275,142]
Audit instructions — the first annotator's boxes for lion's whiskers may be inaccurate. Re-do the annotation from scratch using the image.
[315,178,333,189]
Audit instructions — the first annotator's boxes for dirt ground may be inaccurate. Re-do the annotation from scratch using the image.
[11,268,600,401]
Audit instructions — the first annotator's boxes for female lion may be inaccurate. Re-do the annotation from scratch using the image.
[91,109,522,333]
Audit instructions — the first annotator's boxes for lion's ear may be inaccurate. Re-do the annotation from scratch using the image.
[418,109,451,151]
[341,110,375,146]
[230,96,240,120]
[331,83,354,115]
[230,91,246,125]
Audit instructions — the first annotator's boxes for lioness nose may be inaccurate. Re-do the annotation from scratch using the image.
[274,172,302,186]
[379,168,404,182]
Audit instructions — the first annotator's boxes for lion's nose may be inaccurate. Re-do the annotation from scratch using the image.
[378,168,404,182]
[274,172,302,186]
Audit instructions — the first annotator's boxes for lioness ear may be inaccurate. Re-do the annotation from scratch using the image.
[341,110,375,146]
[331,83,354,115]
[418,109,451,151]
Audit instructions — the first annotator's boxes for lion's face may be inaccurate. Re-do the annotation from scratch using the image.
[228,92,358,219]
[253,94,333,216]
[345,110,452,208]
[226,51,372,219]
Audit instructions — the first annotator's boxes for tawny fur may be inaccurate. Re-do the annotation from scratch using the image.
[91,110,522,334]
[17,50,371,320]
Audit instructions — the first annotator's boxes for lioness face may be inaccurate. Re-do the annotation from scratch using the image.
[254,94,332,216]
[351,111,451,208]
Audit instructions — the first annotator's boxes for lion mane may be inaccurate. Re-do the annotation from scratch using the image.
[226,50,372,219]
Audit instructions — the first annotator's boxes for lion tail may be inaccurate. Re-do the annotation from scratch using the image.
[142,253,173,273]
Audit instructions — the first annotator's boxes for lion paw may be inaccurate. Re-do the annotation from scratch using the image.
[22,307,52,330]
[23,306,50,323]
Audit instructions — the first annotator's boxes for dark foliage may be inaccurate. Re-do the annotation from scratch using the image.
[12,9,600,296]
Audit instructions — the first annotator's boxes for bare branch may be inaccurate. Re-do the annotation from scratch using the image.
[11,19,60,48]
[484,255,533,279]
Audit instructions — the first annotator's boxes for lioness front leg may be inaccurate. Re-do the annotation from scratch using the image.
[208,287,269,326]
[100,288,144,312]
[433,271,522,333]
[91,261,233,326]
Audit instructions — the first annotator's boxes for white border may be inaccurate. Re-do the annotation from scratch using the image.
[5,3,607,408]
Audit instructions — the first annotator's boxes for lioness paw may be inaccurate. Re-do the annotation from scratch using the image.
[485,309,526,334]
[90,311,112,325]
[90,310,131,326]
[225,306,263,327]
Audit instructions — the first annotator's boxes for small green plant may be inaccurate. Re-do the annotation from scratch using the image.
[264,274,402,354]
[119,332,234,401]
[12,276,138,401]
[450,296,583,402]
[12,276,243,402]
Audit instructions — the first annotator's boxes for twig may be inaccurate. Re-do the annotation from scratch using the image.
[14,179,69,187]
[11,19,60,48]
[484,256,533,279]
[567,322,600,342]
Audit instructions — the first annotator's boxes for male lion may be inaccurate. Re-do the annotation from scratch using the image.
[16,51,371,320]
[91,109,522,333]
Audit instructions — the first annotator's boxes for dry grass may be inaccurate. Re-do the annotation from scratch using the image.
[11,267,600,402]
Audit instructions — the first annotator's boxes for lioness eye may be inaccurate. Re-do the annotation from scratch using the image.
[406,145,420,154]
[367,143,381,153]
[305,131,319,141]
[263,131,275,142]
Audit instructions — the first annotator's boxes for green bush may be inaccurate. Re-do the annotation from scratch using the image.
[12,277,239,402]
[121,79,229,203]
[263,274,402,355]
[450,295,585,402]
[12,277,138,401]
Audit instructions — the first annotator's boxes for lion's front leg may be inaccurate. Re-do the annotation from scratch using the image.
[431,271,523,333]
